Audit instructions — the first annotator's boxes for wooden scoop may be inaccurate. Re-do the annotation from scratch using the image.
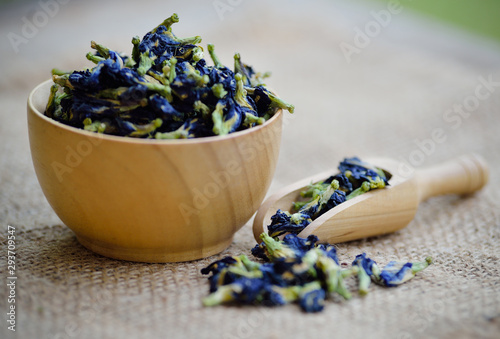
[253,154,489,243]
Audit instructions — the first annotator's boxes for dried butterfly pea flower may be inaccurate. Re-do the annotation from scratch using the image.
[203,233,433,313]
[315,243,339,265]
[233,53,255,87]
[155,118,207,139]
[297,281,326,313]
[45,14,293,139]
[265,285,302,306]
[352,253,380,295]
[314,251,356,300]
[267,209,312,238]
[339,157,389,187]
[211,98,244,136]
[257,233,301,260]
[267,157,389,237]
[352,253,432,293]
[245,86,295,117]
[375,257,433,287]
[202,276,267,306]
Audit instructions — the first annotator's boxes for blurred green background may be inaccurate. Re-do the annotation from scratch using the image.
[370,0,500,42]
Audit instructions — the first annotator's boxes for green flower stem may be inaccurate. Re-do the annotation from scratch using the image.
[301,182,328,198]
[412,257,433,273]
[168,58,177,83]
[90,41,110,59]
[183,63,209,86]
[86,52,105,64]
[293,201,308,211]
[207,44,223,69]
[245,86,294,114]
[272,286,301,303]
[202,284,240,306]
[147,70,168,85]
[356,267,372,296]
[142,82,173,102]
[127,118,163,137]
[234,73,253,110]
[137,52,154,76]
[234,53,247,82]
[238,255,261,272]
[176,35,202,45]
[268,91,295,113]
[131,36,141,63]
[211,101,227,136]
[243,113,265,127]
[152,13,179,33]
[193,100,211,120]
[45,84,59,118]
[212,83,228,99]
[346,181,371,200]
[259,233,296,259]
[51,68,70,76]
[83,118,108,133]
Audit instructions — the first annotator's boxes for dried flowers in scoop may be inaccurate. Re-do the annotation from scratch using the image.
[45,13,294,138]
[201,233,432,313]
[268,157,391,237]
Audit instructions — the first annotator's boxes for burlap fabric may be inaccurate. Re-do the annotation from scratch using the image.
[1,0,499,338]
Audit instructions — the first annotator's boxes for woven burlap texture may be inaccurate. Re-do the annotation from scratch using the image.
[1,1,499,338]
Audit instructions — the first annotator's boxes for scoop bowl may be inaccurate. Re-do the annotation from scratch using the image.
[253,155,489,243]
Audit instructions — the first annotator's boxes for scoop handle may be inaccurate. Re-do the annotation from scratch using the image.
[416,153,489,202]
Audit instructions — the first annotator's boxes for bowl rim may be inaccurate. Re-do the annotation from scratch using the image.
[28,79,284,145]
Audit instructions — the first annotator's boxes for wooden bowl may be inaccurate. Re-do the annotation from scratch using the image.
[27,80,283,262]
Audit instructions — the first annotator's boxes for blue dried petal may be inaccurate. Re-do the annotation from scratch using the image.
[314,190,346,219]
[230,277,266,304]
[251,244,269,261]
[118,84,149,105]
[379,261,413,287]
[374,257,432,287]
[201,256,237,276]
[282,234,319,254]
[298,283,326,313]
[89,51,142,89]
[259,263,289,287]
[170,73,198,100]
[208,67,236,92]
[221,97,244,133]
[69,70,98,92]
[139,27,179,57]
[182,118,211,138]
[70,93,116,118]
[263,286,288,306]
[202,276,267,306]
[352,253,378,276]
[149,94,183,120]
[339,157,389,186]
[250,86,272,116]
[201,256,240,293]
[194,58,209,75]
[267,210,312,237]
[271,258,314,286]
